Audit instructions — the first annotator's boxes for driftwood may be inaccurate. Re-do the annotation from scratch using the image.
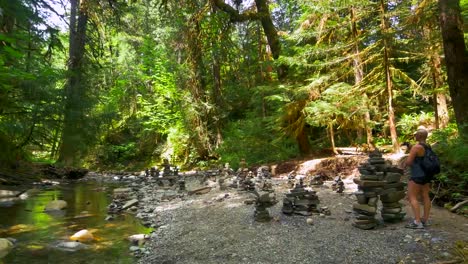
[450,199,468,212]
[188,187,212,195]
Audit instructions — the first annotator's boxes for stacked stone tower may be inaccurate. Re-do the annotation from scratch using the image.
[282,179,320,216]
[352,150,406,230]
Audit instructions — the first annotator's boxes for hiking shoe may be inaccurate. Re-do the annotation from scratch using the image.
[421,219,431,227]
[405,220,424,229]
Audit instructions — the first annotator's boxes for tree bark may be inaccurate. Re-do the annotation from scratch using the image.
[438,0,468,139]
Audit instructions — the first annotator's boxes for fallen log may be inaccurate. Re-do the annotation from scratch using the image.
[450,199,468,212]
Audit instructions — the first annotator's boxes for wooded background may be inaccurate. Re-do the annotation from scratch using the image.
[0,0,466,193]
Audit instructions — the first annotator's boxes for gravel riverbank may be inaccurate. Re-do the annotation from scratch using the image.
[130,175,467,264]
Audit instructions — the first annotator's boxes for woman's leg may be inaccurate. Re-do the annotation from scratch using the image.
[407,180,422,223]
[422,183,432,221]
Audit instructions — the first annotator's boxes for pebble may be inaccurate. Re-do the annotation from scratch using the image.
[129,246,140,252]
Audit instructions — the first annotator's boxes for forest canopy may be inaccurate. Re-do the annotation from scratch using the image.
[0,0,467,173]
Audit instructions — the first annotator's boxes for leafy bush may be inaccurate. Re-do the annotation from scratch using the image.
[429,125,468,205]
[216,118,298,170]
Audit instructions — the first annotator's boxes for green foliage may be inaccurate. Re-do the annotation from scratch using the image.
[430,126,468,204]
[397,111,434,142]
[216,118,298,169]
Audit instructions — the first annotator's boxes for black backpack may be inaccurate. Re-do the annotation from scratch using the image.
[420,143,441,176]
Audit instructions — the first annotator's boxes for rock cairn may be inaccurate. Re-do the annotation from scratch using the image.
[256,166,272,179]
[240,172,256,191]
[253,191,278,222]
[352,150,406,230]
[332,176,345,193]
[282,179,320,216]
[178,178,186,191]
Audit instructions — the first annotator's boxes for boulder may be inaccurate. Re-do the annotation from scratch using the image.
[44,200,67,211]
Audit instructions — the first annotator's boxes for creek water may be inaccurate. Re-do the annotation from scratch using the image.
[0,181,151,264]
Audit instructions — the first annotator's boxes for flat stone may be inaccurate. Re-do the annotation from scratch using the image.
[360,187,384,194]
[379,188,397,195]
[382,207,403,214]
[363,192,379,198]
[352,222,377,230]
[354,219,377,225]
[360,175,384,181]
[353,179,385,187]
[381,202,403,208]
[353,203,377,215]
[367,197,378,206]
[295,199,319,206]
[385,173,401,183]
[113,188,132,194]
[382,212,405,222]
[294,210,313,216]
[369,158,385,165]
[282,206,294,214]
[122,199,139,210]
[380,191,406,203]
[355,214,376,220]
[384,182,406,190]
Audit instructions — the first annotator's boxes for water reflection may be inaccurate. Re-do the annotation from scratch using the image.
[0,182,151,264]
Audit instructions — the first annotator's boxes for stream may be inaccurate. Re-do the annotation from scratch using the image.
[0,181,151,264]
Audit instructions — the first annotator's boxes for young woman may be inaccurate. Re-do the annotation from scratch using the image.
[404,127,432,229]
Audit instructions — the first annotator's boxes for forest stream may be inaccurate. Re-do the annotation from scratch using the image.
[0,181,151,264]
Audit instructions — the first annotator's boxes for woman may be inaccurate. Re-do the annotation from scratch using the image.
[405,127,432,229]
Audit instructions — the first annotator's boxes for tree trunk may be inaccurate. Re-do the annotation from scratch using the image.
[58,0,89,165]
[296,126,312,155]
[438,0,468,139]
[351,6,373,147]
[329,123,338,155]
[186,13,211,159]
[431,54,449,129]
[380,0,399,153]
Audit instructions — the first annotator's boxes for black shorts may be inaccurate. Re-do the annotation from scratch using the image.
[410,175,433,185]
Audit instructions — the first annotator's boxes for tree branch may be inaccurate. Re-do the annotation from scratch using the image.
[211,0,260,21]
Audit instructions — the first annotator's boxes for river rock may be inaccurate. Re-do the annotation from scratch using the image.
[128,234,149,245]
[55,241,89,251]
[122,199,139,210]
[0,238,14,258]
[113,188,132,195]
[70,229,94,242]
[44,200,68,211]
[0,190,21,198]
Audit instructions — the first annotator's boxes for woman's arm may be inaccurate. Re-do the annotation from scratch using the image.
[405,145,422,166]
